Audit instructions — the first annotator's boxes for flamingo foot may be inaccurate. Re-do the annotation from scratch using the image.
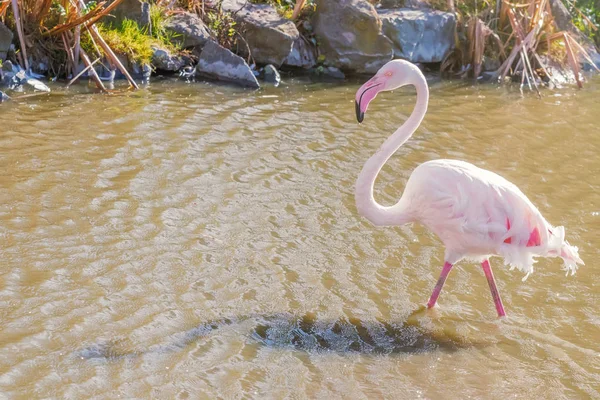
[427,261,453,309]
[481,259,506,318]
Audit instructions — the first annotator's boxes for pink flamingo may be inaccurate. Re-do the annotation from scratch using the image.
[354,60,584,317]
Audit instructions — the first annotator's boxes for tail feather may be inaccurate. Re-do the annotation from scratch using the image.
[499,224,583,280]
[560,242,584,276]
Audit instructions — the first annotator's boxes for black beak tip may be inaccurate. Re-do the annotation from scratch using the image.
[355,101,364,123]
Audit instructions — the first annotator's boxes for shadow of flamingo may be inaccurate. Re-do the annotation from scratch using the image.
[77,308,486,362]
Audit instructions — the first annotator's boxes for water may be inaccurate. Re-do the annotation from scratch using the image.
[1,76,599,398]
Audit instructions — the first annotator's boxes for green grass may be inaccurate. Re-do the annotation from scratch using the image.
[81,6,180,67]
[569,0,600,46]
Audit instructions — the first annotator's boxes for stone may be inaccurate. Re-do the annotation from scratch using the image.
[283,38,317,68]
[152,46,186,71]
[379,9,455,63]
[482,56,501,72]
[222,0,299,66]
[197,40,260,88]
[380,0,430,8]
[165,12,212,49]
[140,2,151,27]
[0,22,13,61]
[0,90,9,103]
[262,64,281,86]
[310,65,346,79]
[313,0,393,73]
[2,67,50,92]
[549,0,577,33]
[380,0,404,7]
[109,0,146,26]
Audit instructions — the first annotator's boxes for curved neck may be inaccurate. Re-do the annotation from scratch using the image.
[355,72,429,226]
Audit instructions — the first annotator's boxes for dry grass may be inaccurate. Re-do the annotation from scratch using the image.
[442,0,600,89]
[1,0,138,90]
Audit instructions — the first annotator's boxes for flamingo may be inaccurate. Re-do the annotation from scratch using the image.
[354,60,584,317]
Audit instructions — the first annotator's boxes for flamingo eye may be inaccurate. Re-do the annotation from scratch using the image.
[385,71,393,77]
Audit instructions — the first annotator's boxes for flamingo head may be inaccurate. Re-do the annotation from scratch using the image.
[355,60,420,123]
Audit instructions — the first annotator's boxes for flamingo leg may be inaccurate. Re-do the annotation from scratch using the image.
[481,259,506,317]
[427,261,453,309]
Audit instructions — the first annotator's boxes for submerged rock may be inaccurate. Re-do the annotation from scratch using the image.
[165,12,212,49]
[152,47,187,72]
[313,0,393,73]
[380,0,431,8]
[222,0,299,66]
[283,38,317,69]
[379,9,456,63]
[262,64,281,86]
[0,22,12,61]
[310,65,346,80]
[197,40,260,88]
[2,64,50,92]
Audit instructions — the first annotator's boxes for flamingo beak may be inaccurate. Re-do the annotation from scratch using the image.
[355,77,384,123]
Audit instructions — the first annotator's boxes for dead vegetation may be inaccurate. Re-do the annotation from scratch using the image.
[442,0,600,90]
[0,0,141,91]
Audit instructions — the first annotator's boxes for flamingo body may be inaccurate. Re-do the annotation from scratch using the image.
[354,60,584,317]
[397,159,582,276]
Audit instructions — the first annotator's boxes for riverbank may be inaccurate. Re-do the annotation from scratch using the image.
[1,0,600,101]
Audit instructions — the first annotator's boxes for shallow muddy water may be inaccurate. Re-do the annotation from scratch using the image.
[1,75,599,398]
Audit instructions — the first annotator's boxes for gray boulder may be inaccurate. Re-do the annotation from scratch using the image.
[109,0,149,26]
[165,12,212,49]
[283,38,317,68]
[0,22,12,60]
[2,66,50,92]
[197,40,260,88]
[313,0,393,73]
[379,9,456,63]
[222,0,299,66]
[152,46,186,71]
[310,65,345,79]
[380,0,430,8]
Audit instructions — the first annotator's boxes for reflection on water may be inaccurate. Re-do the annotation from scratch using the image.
[1,76,599,398]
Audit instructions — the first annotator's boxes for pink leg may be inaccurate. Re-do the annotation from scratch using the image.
[481,259,506,317]
[427,261,453,309]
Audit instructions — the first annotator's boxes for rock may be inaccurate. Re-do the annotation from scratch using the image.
[310,65,346,79]
[222,0,299,66]
[197,40,260,88]
[109,0,146,26]
[283,38,317,68]
[549,0,577,33]
[380,0,431,8]
[379,9,456,63]
[313,0,393,73]
[140,2,151,27]
[548,0,599,66]
[165,12,212,49]
[380,0,404,6]
[3,67,50,92]
[25,75,51,92]
[262,64,281,86]
[0,22,12,61]
[152,46,186,71]
[538,55,580,87]
[482,56,500,72]
[0,90,9,103]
